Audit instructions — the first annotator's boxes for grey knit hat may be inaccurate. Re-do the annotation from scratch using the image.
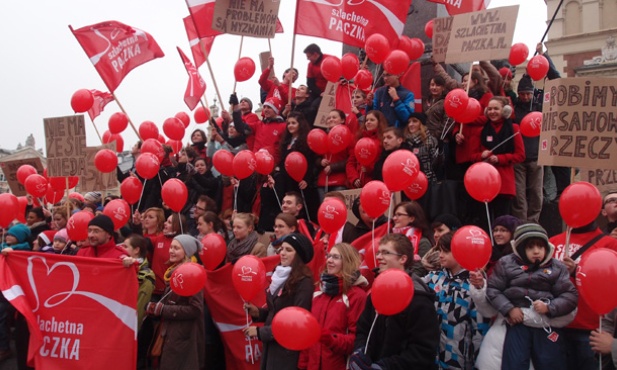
[512,223,554,264]
[174,234,203,257]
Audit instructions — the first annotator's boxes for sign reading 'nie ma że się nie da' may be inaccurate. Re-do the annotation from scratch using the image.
[539,77,617,170]
[44,115,87,177]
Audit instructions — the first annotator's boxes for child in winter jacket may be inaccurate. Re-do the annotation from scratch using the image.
[1,223,32,252]
[487,223,578,370]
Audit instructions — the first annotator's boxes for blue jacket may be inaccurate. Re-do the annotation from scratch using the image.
[370,85,414,128]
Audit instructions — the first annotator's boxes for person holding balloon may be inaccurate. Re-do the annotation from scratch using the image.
[351,233,439,369]
[366,70,414,128]
[404,112,438,183]
[316,110,351,199]
[346,110,387,189]
[227,212,266,263]
[485,215,523,276]
[299,242,368,370]
[372,127,410,183]
[243,232,314,370]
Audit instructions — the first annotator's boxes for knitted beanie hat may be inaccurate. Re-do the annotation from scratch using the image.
[493,215,523,234]
[512,223,553,263]
[280,233,314,264]
[517,75,534,93]
[174,234,203,257]
[88,214,115,235]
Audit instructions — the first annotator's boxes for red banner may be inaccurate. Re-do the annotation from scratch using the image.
[0,252,138,370]
[177,47,207,110]
[295,0,412,48]
[70,21,165,92]
[400,62,423,112]
[87,89,114,121]
[183,16,214,68]
[427,0,490,15]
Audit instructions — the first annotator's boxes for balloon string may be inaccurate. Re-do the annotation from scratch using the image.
[364,313,379,354]
[136,179,147,212]
[157,172,163,188]
[564,227,572,259]
[483,132,520,159]
[485,202,494,245]
[371,219,377,269]
[300,188,311,224]
[157,290,172,303]
[599,315,603,370]
[178,212,184,235]
[273,187,282,211]
[233,183,239,211]
[243,299,255,365]
[386,193,394,235]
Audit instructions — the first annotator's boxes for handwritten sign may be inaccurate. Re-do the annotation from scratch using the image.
[44,115,87,177]
[539,77,617,169]
[432,17,453,63]
[80,143,118,193]
[580,169,617,196]
[0,158,44,196]
[314,82,338,128]
[212,0,281,38]
[339,188,401,225]
[445,5,518,64]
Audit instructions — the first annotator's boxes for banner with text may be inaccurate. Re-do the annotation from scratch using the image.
[0,158,44,196]
[80,143,118,193]
[432,17,453,63]
[539,77,617,169]
[0,252,137,370]
[44,115,87,177]
[445,5,518,64]
[580,169,617,196]
[314,82,338,128]
[212,0,281,38]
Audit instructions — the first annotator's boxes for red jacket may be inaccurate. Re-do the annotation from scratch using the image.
[550,228,617,330]
[258,67,295,104]
[317,149,348,187]
[146,232,171,295]
[346,130,381,187]
[307,54,334,95]
[242,112,261,151]
[245,117,287,162]
[76,238,127,260]
[299,286,368,370]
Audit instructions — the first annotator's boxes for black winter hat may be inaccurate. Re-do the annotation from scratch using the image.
[517,75,534,93]
[433,214,462,231]
[409,112,428,126]
[88,214,115,235]
[280,232,314,264]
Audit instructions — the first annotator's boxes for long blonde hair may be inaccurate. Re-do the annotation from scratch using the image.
[325,243,362,294]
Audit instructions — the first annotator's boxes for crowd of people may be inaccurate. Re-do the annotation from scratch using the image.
[2,41,617,370]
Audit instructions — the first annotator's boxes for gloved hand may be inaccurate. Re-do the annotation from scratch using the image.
[229,93,239,106]
[349,349,382,370]
[146,302,164,317]
[320,328,334,346]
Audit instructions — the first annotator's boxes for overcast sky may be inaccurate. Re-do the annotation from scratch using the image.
[0,0,546,154]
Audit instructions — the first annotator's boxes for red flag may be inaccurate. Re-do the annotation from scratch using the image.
[70,21,165,92]
[0,252,138,369]
[177,47,207,110]
[294,0,412,48]
[87,89,114,121]
[182,16,214,68]
[400,62,423,112]
[426,0,490,15]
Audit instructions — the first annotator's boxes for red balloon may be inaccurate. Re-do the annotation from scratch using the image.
[284,152,308,182]
[66,211,94,241]
[135,152,161,180]
[234,57,256,82]
[360,181,391,219]
[255,149,275,175]
[16,196,28,223]
[170,262,207,297]
[17,165,37,185]
[108,112,129,134]
[382,150,420,191]
[365,33,391,64]
[232,150,257,180]
[425,19,434,39]
[520,112,542,137]
[0,193,18,228]
[372,269,414,315]
[231,255,267,301]
[383,50,410,75]
[212,150,235,177]
[163,117,185,141]
[405,37,425,61]
[175,112,191,128]
[455,98,482,124]
[444,89,470,118]
[139,121,159,141]
[527,55,549,81]
[464,162,502,202]
[103,199,131,230]
[318,198,347,234]
[166,140,183,155]
[559,182,602,228]
[341,53,360,80]
[451,226,492,270]
[577,248,617,315]
[141,138,166,162]
[162,179,188,212]
[45,185,64,204]
[354,69,373,91]
[25,174,48,197]
[194,106,211,124]
[403,171,428,200]
[157,134,166,144]
[272,307,321,351]
[321,56,342,83]
[48,176,79,191]
[102,130,124,152]
[509,43,530,66]
[70,89,94,113]
[327,125,352,154]
[200,233,227,270]
[120,176,143,205]
[307,129,329,155]
[354,138,380,166]
[94,149,118,173]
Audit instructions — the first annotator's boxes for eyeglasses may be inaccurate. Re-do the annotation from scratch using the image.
[393,212,409,217]
[604,198,617,206]
[376,250,403,257]
[325,253,342,261]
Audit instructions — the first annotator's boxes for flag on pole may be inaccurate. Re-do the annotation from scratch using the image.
[178,47,207,110]
[87,89,114,120]
[183,16,214,68]
[427,0,491,15]
[294,0,412,48]
[70,21,165,92]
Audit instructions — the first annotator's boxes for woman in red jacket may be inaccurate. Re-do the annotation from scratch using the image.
[299,242,368,370]
[317,109,349,199]
[346,110,387,188]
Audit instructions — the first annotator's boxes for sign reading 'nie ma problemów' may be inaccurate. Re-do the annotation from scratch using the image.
[212,0,281,38]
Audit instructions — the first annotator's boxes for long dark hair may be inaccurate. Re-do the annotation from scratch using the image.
[394,201,435,245]
[279,112,311,155]
[200,211,228,241]
[284,254,312,296]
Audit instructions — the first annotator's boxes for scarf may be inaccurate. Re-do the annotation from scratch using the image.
[164,263,180,283]
[320,273,344,297]
[269,265,292,295]
[392,226,422,255]
[227,231,259,263]
[480,119,514,155]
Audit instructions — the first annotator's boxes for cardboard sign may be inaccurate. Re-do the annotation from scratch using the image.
[339,188,401,225]
[212,0,281,38]
[314,82,338,128]
[580,169,617,196]
[445,5,518,64]
[259,51,275,79]
[0,157,44,196]
[44,115,87,177]
[80,143,119,193]
[432,17,453,63]
[538,77,617,169]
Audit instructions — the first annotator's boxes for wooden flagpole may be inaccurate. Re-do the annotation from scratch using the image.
[111,93,141,140]
[232,36,245,95]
